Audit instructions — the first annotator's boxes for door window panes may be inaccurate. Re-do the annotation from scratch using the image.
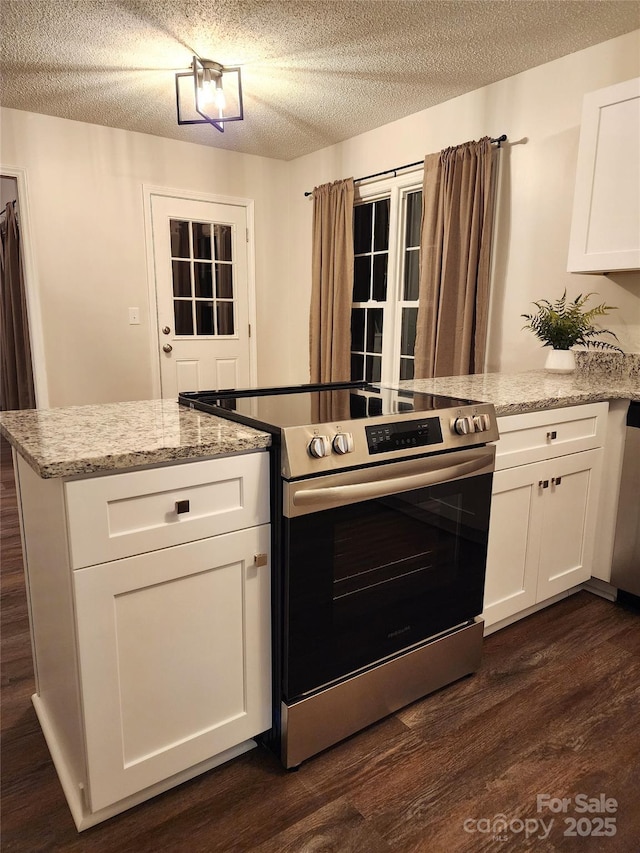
[195,263,213,299]
[174,300,194,335]
[169,219,236,337]
[170,220,190,258]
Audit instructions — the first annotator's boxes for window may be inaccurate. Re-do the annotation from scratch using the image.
[169,219,235,337]
[350,176,423,384]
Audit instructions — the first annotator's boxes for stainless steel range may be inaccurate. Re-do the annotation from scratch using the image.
[180,381,499,768]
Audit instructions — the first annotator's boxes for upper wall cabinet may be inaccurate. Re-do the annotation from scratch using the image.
[567,77,640,274]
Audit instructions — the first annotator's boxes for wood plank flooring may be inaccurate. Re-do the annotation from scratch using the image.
[2,435,639,852]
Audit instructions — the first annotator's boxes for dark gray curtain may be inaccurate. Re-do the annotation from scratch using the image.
[414,137,497,378]
[0,202,36,410]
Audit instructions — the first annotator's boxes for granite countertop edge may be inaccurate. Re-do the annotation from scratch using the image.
[0,399,272,479]
[1,368,638,479]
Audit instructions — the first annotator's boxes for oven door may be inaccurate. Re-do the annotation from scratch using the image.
[282,445,495,701]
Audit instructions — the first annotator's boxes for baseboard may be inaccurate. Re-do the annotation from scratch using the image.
[581,577,617,602]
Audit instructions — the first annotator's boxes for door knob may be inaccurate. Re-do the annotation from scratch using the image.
[162,344,173,353]
[162,326,171,335]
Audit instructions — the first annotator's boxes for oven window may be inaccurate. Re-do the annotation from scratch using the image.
[333,493,462,600]
[283,472,492,701]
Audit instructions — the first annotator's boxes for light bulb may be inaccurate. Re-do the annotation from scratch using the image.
[214,79,226,111]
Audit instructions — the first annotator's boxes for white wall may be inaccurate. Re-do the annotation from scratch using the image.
[1,30,639,406]
[287,30,640,381]
[0,110,291,406]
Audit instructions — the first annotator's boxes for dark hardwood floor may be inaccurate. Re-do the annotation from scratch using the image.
[2,435,639,852]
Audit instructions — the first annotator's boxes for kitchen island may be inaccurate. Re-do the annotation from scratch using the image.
[0,400,273,831]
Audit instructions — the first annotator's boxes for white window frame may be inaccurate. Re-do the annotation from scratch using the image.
[353,170,423,386]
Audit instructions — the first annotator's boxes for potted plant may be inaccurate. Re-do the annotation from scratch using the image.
[522,290,622,373]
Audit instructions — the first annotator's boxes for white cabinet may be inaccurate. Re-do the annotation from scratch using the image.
[74,526,271,813]
[568,77,640,273]
[483,404,606,629]
[14,451,271,830]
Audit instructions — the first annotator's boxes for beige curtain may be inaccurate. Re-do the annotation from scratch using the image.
[309,177,354,384]
[414,137,497,378]
[0,203,36,410]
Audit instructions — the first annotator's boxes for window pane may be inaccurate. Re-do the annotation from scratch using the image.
[170,220,190,258]
[366,355,382,383]
[216,302,235,335]
[350,353,364,381]
[373,199,390,251]
[368,396,383,416]
[216,263,233,299]
[366,308,383,354]
[196,301,214,335]
[404,249,419,301]
[401,307,418,356]
[194,262,213,298]
[400,358,415,380]
[405,191,422,248]
[214,225,232,261]
[174,300,193,335]
[193,222,212,260]
[372,255,388,301]
[354,204,373,254]
[172,260,192,297]
[353,255,371,302]
[351,308,365,352]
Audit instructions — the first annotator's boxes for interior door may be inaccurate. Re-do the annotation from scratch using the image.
[150,193,252,397]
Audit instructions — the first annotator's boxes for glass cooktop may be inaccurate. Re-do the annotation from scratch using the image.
[179,381,478,432]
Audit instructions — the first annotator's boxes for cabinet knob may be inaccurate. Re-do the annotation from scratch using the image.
[551,476,562,486]
[538,479,549,489]
[546,431,557,441]
[175,499,190,514]
[254,553,268,568]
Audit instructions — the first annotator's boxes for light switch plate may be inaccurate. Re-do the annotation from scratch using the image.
[128,307,140,325]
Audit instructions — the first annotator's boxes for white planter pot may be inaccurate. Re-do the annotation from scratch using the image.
[544,349,576,374]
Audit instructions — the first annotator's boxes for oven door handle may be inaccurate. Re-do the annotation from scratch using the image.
[288,450,494,515]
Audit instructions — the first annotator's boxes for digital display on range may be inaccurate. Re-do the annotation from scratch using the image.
[365,417,443,454]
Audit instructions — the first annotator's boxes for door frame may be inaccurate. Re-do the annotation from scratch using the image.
[0,165,50,407]
[143,184,258,398]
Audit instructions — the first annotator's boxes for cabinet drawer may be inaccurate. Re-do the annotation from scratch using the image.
[65,453,269,568]
[495,403,607,471]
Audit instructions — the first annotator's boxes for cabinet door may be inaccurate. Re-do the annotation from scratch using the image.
[73,525,271,812]
[568,77,640,273]
[482,463,544,627]
[536,449,603,600]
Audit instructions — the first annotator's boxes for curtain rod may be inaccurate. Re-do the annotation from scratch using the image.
[303,134,507,197]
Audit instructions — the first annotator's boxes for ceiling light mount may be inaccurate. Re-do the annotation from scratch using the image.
[175,55,243,132]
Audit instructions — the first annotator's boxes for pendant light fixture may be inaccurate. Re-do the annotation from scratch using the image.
[175,56,243,132]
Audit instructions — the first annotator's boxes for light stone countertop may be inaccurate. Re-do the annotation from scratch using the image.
[397,367,639,416]
[1,356,638,479]
[0,399,271,479]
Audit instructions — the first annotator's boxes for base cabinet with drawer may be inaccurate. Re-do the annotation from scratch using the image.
[13,451,271,830]
[483,403,606,629]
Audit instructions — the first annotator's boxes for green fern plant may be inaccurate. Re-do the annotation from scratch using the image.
[521,291,622,351]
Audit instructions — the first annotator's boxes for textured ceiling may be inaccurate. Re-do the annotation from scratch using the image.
[1,1,639,161]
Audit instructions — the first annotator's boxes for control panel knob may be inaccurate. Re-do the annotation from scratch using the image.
[332,432,354,455]
[473,414,491,432]
[308,435,331,458]
[453,416,475,435]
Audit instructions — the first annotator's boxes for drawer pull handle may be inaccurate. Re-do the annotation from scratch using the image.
[175,499,190,515]
[552,476,562,486]
[546,430,557,441]
[539,479,549,489]
[254,553,268,568]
